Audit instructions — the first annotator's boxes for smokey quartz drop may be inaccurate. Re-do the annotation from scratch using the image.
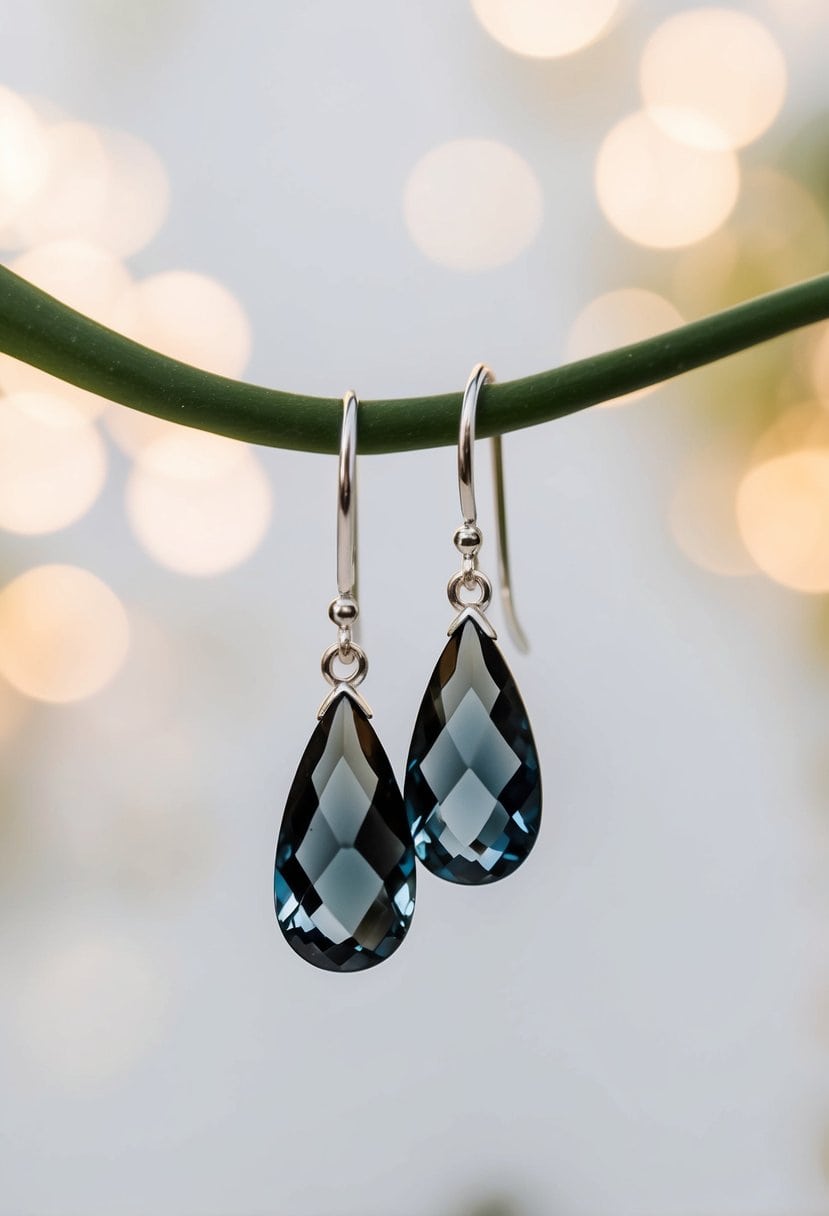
[275,691,416,972]
[404,616,541,884]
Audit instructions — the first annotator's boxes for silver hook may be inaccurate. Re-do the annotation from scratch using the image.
[457,363,529,653]
[328,390,361,650]
[337,390,358,600]
[321,390,370,715]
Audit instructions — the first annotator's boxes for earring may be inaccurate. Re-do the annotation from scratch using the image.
[275,391,416,972]
[404,363,542,884]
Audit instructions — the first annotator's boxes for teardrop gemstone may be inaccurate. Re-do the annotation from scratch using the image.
[404,616,541,884]
[275,691,416,972]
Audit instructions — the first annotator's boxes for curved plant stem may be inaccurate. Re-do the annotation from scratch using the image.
[1,266,828,455]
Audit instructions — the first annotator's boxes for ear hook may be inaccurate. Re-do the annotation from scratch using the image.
[321,390,369,715]
[458,363,529,654]
[337,389,358,603]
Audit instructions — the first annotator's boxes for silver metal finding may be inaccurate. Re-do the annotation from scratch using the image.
[457,363,488,530]
[447,570,492,613]
[451,363,529,653]
[320,643,368,688]
[337,391,358,601]
[320,390,371,717]
[491,433,529,653]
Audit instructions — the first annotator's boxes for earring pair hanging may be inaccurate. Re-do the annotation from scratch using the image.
[274,365,542,973]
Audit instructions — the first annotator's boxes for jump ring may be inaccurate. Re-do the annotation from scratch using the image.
[321,642,368,688]
[447,570,492,612]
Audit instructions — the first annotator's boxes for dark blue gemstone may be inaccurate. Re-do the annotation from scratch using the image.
[404,616,541,884]
[275,691,416,972]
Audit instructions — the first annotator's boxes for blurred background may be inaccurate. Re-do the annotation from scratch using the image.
[1,2,828,1213]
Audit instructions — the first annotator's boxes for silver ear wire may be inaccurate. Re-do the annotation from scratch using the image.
[491,432,529,654]
[336,390,358,603]
[452,363,529,653]
[321,390,371,716]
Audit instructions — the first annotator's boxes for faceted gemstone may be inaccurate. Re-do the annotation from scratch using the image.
[275,690,416,972]
[404,616,541,884]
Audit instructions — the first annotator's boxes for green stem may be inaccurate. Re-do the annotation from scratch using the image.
[1,266,828,455]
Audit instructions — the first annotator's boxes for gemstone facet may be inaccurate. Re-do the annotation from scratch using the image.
[275,690,416,972]
[404,617,541,884]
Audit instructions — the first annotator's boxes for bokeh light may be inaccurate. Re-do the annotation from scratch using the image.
[0,392,107,534]
[736,449,829,593]
[8,121,110,249]
[640,8,787,151]
[565,288,683,406]
[126,430,272,575]
[403,139,543,271]
[670,445,757,577]
[595,111,739,249]
[470,0,620,59]
[15,932,169,1086]
[89,127,169,257]
[0,565,130,702]
[0,86,49,233]
[3,122,168,257]
[114,270,251,377]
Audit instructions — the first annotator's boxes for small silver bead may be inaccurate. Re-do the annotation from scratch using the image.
[453,524,482,556]
[328,595,359,627]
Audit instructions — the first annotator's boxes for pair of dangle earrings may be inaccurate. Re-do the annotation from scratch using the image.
[275,364,542,972]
